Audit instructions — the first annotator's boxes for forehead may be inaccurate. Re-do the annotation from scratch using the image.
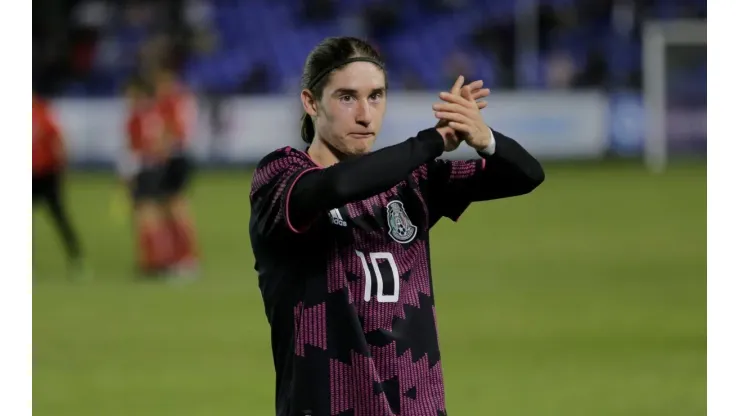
[324,62,386,93]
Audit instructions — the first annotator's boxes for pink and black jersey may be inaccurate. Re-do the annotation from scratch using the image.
[250,128,544,416]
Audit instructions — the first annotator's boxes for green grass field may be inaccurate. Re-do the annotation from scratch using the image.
[32,163,706,416]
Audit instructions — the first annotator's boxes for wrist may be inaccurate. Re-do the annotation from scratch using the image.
[474,128,496,155]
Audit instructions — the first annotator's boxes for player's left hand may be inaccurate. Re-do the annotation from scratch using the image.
[433,87,492,152]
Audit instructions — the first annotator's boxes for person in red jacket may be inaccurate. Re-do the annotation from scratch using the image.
[120,77,175,277]
[152,67,199,277]
[32,94,88,279]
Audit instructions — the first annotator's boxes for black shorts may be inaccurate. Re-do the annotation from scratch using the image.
[131,164,167,202]
[162,153,193,196]
[130,154,193,202]
[33,171,62,205]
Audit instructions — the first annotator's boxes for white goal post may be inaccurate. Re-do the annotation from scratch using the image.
[643,19,707,173]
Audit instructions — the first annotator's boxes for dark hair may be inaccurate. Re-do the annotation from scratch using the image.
[300,37,386,144]
[125,75,152,96]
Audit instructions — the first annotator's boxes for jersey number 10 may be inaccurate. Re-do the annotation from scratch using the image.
[355,251,400,303]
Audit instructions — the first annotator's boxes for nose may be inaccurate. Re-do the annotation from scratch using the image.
[355,100,371,127]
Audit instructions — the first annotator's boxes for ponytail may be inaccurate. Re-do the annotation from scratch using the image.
[300,113,315,144]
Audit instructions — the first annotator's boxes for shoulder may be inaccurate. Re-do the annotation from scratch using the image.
[157,92,186,112]
[255,146,314,170]
[251,147,317,194]
[126,113,137,131]
[35,102,53,121]
[127,108,143,121]
[173,89,197,110]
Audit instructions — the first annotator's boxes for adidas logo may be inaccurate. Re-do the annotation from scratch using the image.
[329,208,347,227]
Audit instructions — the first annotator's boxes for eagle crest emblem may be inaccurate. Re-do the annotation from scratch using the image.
[386,200,417,244]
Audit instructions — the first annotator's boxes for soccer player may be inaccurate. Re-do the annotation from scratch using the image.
[121,77,174,277]
[32,94,88,279]
[249,37,545,416]
[153,67,199,275]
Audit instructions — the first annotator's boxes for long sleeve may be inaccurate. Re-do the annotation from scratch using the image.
[250,128,445,237]
[422,129,545,225]
[474,129,545,198]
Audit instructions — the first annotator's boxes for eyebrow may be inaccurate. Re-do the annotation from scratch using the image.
[332,87,386,97]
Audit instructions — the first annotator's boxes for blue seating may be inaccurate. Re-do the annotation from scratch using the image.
[61,0,707,96]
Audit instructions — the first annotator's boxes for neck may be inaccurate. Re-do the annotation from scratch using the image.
[307,137,346,167]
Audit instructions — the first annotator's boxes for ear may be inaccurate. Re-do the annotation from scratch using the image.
[301,89,319,117]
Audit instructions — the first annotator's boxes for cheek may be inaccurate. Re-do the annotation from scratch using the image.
[339,103,356,118]
[373,101,386,117]
[325,105,354,130]
[316,110,344,144]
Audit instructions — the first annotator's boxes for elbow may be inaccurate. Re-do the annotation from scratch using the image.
[517,161,545,195]
[529,162,546,190]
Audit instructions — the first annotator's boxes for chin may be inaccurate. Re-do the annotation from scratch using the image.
[346,143,373,156]
[325,135,375,158]
[335,139,373,156]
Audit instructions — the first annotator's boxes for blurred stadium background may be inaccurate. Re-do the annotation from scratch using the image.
[33,0,706,415]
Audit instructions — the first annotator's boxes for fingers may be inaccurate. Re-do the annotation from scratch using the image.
[434,111,473,126]
[465,80,484,92]
[437,78,487,134]
[448,121,473,134]
[436,96,487,111]
[471,87,490,101]
[433,102,471,115]
[453,77,486,96]
[461,85,473,101]
[439,91,476,109]
[451,79,490,107]
[435,118,448,128]
[464,81,488,101]
[450,75,465,96]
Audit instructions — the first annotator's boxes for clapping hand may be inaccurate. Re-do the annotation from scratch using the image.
[435,75,490,151]
[433,75,493,152]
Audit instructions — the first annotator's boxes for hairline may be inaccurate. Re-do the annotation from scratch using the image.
[309,62,388,100]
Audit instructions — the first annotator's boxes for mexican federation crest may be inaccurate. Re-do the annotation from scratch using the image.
[386,200,418,244]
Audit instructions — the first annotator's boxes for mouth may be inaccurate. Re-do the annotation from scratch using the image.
[349,133,375,139]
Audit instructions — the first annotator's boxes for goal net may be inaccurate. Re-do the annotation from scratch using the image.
[643,19,707,172]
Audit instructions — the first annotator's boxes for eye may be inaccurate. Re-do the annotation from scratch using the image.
[369,92,384,102]
[339,95,354,103]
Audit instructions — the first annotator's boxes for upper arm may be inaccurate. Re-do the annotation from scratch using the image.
[168,103,187,139]
[42,112,65,160]
[165,95,196,139]
[126,119,138,150]
[40,110,62,144]
[250,151,321,238]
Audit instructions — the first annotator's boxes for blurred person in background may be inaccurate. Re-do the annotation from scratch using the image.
[362,0,401,40]
[249,37,544,416]
[573,48,609,89]
[470,18,516,88]
[299,0,337,23]
[443,50,475,87]
[152,66,200,277]
[545,51,576,89]
[121,76,175,278]
[32,93,89,280]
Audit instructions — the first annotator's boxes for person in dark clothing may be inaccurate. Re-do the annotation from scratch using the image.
[249,37,544,416]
